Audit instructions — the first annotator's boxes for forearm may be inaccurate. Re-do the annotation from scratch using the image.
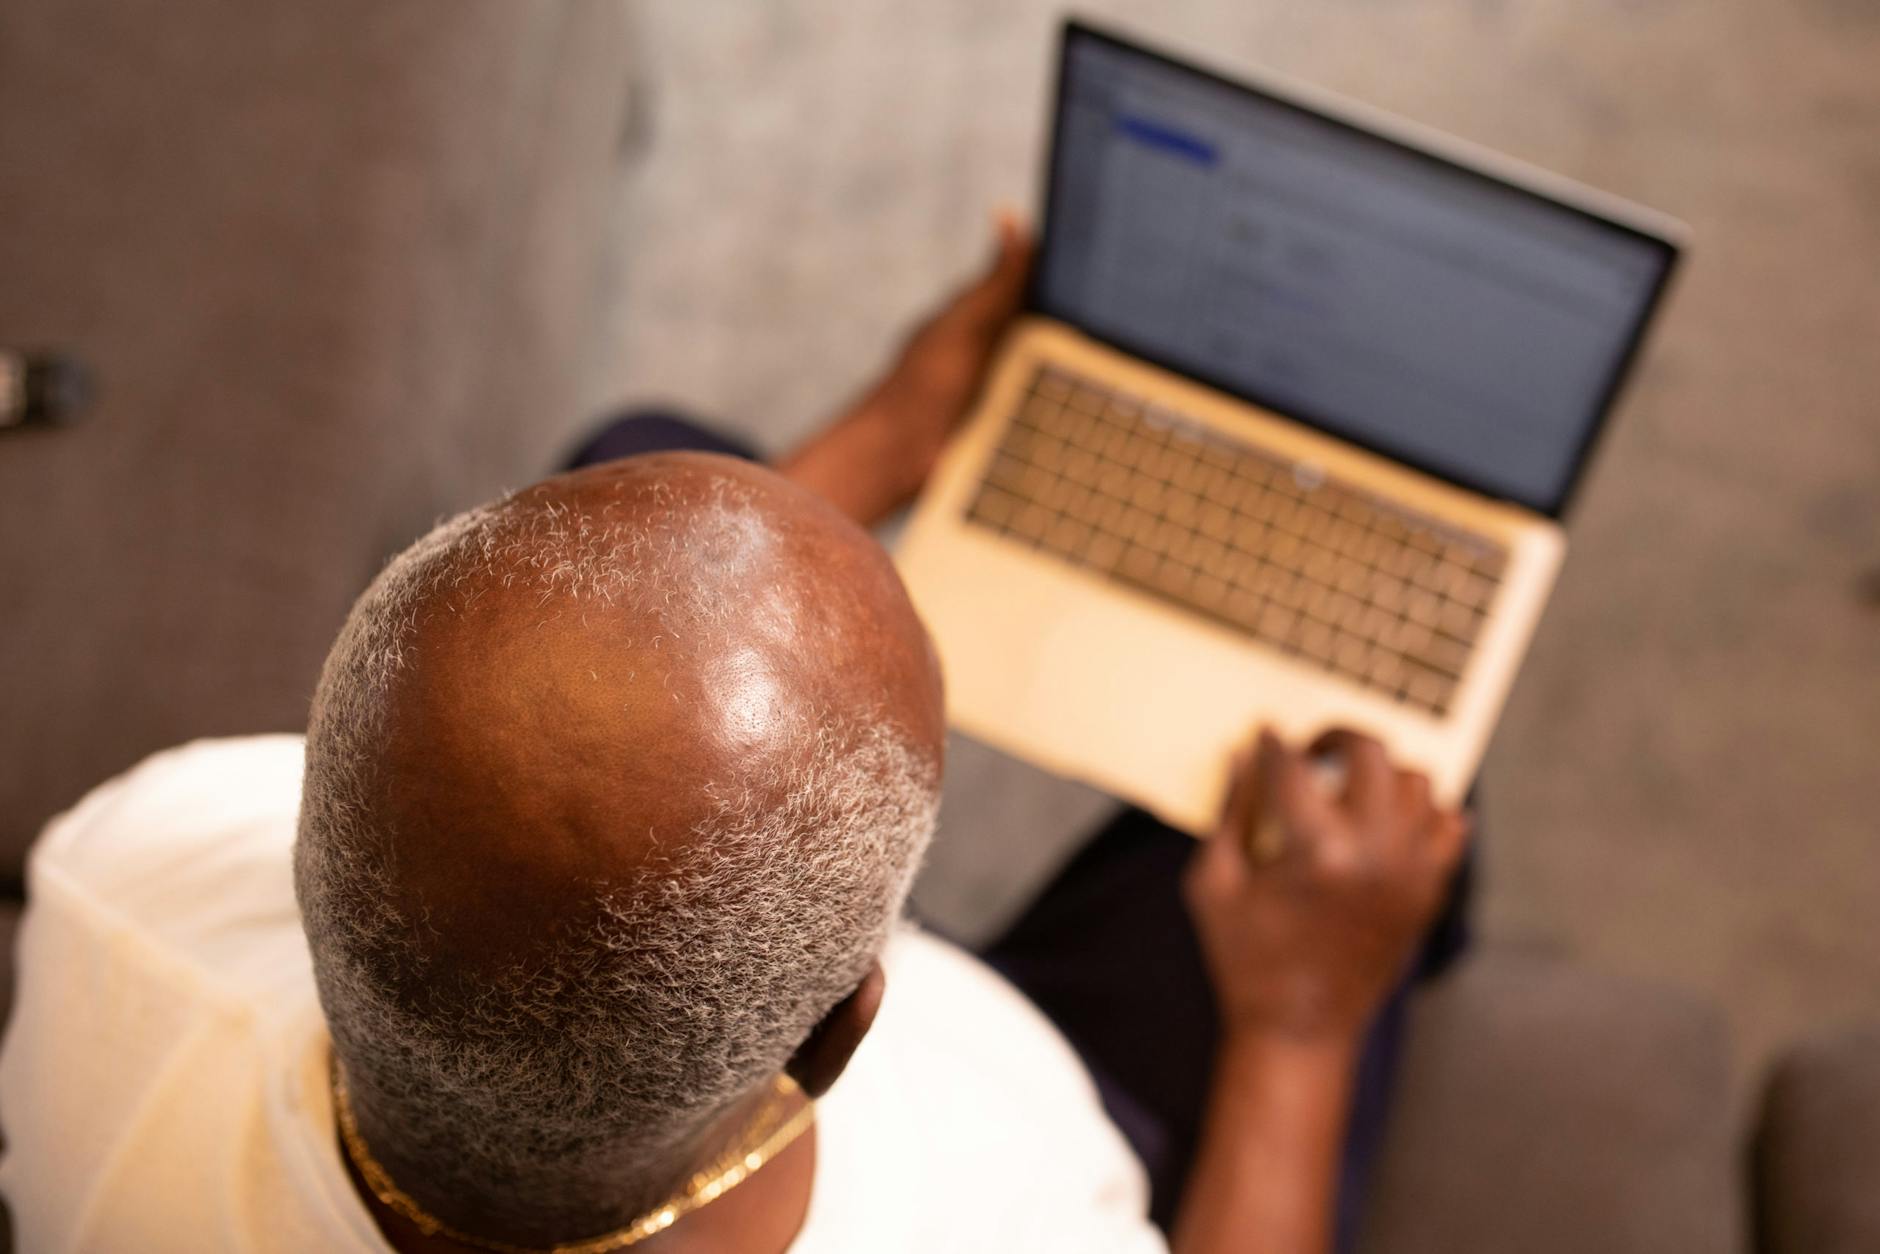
[777,213,1030,527]
[1171,1032,1357,1254]
[773,386,916,529]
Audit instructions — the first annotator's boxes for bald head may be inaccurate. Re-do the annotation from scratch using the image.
[366,453,943,977]
[295,454,943,1235]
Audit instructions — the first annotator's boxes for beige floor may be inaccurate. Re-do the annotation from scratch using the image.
[600,0,1880,1105]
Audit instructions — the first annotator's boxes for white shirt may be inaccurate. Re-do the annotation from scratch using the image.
[0,737,1166,1254]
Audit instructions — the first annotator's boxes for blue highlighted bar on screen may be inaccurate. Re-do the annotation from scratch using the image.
[1113,114,1218,165]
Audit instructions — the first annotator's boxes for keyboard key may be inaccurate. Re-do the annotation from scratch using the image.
[1385,545,1429,580]
[1302,547,1339,587]
[1191,535,1228,574]
[1470,546,1508,579]
[1234,516,1271,554]
[1020,394,1061,426]
[1120,545,1159,581]
[1370,574,1408,612]
[1366,651,1406,692]
[1014,503,1051,540]
[1438,600,1481,640]
[1413,634,1472,677]
[1350,530,1388,566]
[1047,518,1091,554]
[971,486,1016,528]
[1245,599,1289,637]
[1406,666,1451,711]
[1268,570,1307,610]
[1192,572,1229,608]
[1334,560,1371,598]
[1034,367,1074,400]
[1151,563,1196,599]
[1092,494,1129,534]
[1408,557,1450,593]
[1391,619,1435,656]
[1062,448,1098,485]
[1196,500,1231,539]
[1084,533,1123,571]
[1455,570,1497,610]
[1200,441,1237,471]
[1298,619,1336,663]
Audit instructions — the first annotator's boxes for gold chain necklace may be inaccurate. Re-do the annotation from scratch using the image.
[332,1069,815,1254]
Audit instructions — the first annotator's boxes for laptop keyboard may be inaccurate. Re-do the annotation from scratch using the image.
[963,365,1509,717]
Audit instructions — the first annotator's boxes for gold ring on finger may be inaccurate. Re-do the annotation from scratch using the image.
[1247,817,1288,866]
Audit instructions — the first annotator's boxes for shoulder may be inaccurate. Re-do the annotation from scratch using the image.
[0,737,343,1250]
[875,927,1098,1092]
[25,734,310,995]
[794,927,1167,1254]
[35,734,306,869]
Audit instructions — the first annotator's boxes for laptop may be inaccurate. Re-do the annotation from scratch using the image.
[894,19,1685,833]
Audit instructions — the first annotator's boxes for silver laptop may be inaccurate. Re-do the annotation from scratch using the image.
[896,20,1684,832]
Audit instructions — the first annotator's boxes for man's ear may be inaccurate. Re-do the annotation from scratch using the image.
[786,962,884,1099]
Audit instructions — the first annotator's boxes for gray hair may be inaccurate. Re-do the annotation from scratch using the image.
[294,478,938,1223]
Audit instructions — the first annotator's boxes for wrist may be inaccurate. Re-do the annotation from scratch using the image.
[1178,1022,1356,1254]
[1207,1029,1359,1157]
[1215,1025,1364,1078]
[833,393,931,511]
[777,394,923,528]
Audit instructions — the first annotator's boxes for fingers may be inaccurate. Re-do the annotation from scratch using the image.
[1304,727,1467,874]
[1187,748,1254,905]
[1191,729,1288,902]
[958,208,1035,330]
[1214,740,1259,843]
[1262,728,1338,841]
[994,206,1030,262]
[1390,768,1433,860]
[1306,727,1393,818]
[1214,726,1467,879]
[1246,730,1298,867]
[1426,805,1472,872]
[990,206,1035,283]
[1394,766,1431,819]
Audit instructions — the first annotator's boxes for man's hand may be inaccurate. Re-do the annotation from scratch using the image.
[878,209,1035,470]
[1184,727,1470,1048]
[778,212,1033,526]
[1172,727,1469,1254]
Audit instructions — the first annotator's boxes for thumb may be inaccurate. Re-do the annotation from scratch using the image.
[961,207,1034,324]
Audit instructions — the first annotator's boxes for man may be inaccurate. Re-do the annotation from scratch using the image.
[0,220,1466,1252]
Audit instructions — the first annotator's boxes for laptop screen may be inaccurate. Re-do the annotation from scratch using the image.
[1035,26,1679,516]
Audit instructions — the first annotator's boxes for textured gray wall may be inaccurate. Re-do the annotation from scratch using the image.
[0,1,635,868]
